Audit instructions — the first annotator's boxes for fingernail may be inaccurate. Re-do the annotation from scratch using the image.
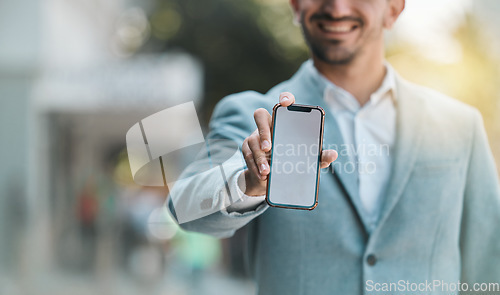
[260,164,267,174]
[261,140,270,150]
[280,96,289,102]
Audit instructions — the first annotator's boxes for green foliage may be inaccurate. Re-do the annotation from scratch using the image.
[143,0,308,123]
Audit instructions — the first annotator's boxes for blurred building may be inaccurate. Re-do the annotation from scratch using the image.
[471,0,500,169]
[473,0,500,56]
[0,0,217,294]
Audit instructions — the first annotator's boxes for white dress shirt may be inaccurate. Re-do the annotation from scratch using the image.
[315,64,396,229]
[226,61,397,230]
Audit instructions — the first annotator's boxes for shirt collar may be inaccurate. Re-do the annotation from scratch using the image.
[305,60,397,112]
[371,62,397,105]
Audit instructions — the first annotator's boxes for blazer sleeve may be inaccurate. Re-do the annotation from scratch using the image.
[167,92,269,238]
[459,109,500,291]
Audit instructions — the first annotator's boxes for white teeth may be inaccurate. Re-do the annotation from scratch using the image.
[322,25,351,33]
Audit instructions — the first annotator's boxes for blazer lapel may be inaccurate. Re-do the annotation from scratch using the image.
[376,76,425,229]
[323,102,368,228]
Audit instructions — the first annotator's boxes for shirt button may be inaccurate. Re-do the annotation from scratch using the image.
[366,254,377,266]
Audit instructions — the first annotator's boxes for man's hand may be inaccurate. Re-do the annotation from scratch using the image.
[240,92,338,196]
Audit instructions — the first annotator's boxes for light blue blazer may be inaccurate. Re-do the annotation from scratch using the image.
[168,61,500,294]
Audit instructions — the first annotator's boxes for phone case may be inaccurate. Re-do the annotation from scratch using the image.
[265,103,325,210]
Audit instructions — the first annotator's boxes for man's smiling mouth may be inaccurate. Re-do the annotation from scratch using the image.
[318,22,359,34]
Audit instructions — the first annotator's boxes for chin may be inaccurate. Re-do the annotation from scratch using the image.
[312,45,357,65]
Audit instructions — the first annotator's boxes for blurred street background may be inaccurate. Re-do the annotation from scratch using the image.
[0,0,499,294]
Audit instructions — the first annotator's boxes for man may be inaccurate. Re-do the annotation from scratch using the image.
[168,0,500,294]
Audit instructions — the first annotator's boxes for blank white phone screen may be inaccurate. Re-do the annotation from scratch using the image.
[268,106,322,208]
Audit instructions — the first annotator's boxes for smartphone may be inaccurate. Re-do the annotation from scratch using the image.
[266,103,325,210]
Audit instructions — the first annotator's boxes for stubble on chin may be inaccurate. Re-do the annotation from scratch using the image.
[311,40,356,65]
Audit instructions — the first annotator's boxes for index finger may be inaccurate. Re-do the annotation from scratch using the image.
[279,92,295,107]
[254,108,272,152]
